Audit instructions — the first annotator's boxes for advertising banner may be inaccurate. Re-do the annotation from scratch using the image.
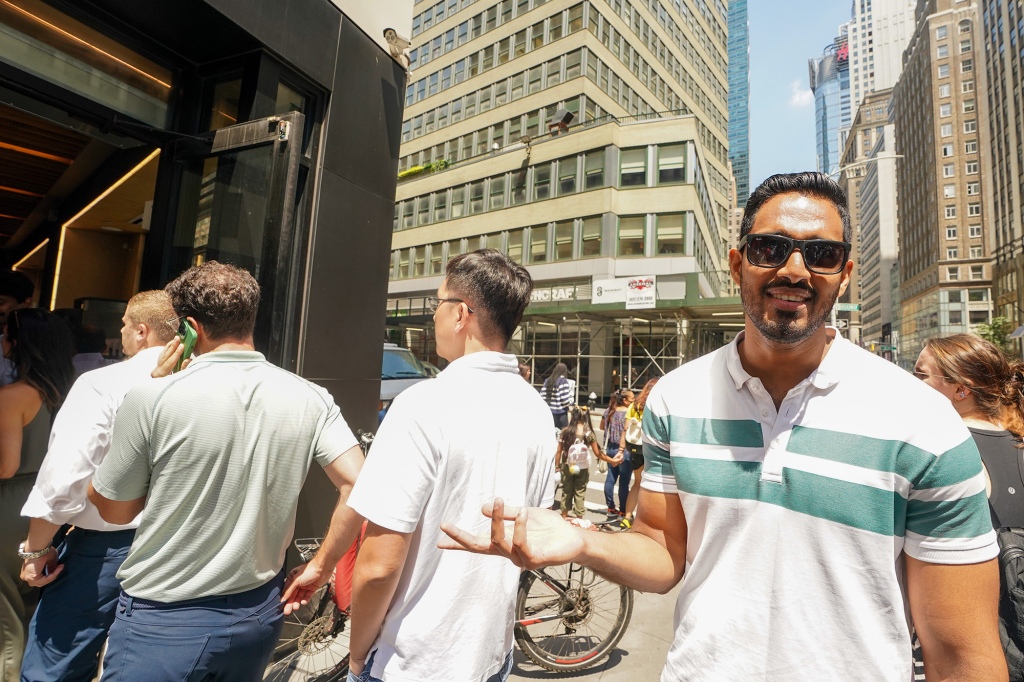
[625,276,656,310]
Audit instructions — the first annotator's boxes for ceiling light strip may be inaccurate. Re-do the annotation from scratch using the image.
[13,237,48,269]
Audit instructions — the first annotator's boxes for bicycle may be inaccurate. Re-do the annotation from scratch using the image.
[513,518,634,672]
[264,431,373,682]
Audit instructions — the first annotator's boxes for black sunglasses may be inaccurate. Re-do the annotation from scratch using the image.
[738,234,851,275]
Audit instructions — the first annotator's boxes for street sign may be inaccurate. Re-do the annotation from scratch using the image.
[834,319,848,329]
[834,302,861,311]
[880,344,896,351]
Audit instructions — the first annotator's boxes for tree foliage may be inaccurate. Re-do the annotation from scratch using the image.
[977,316,1013,351]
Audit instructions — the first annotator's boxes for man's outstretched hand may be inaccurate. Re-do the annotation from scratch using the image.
[439,498,585,569]
[280,561,331,616]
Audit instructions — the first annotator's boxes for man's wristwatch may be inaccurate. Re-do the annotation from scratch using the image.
[18,542,52,560]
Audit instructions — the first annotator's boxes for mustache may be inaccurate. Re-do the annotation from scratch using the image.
[761,280,815,297]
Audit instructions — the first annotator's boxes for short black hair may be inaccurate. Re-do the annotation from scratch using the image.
[165,261,261,340]
[0,270,34,302]
[740,172,852,243]
[445,249,533,346]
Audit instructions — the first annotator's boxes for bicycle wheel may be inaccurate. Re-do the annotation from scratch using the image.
[514,563,633,672]
[264,590,350,682]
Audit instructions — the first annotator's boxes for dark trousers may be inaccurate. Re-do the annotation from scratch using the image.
[21,527,135,682]
[99,571,285,682]
[603,446,631,512]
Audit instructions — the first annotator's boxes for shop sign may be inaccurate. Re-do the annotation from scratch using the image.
[625,276,657,310]
[592,278,626,304]
[531,285,576,303]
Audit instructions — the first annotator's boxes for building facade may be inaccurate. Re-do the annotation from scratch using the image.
[892,0,991,366]
[981,0,1024,342]
[394,0,738,399]
[727,0,749,206]
[849,0,917,112]
[810,27,853,175]
[837,89,896,345]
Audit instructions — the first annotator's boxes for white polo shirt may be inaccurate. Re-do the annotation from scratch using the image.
[641,330,997,681]
[348,351,555,682]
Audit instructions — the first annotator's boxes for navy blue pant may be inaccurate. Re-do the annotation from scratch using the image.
[21,527,134,682]
[99,571,285,682]
[603,446,631,513]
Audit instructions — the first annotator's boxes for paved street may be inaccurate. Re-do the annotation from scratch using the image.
[510,476,680,681]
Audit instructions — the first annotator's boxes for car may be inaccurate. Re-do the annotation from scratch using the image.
[421,360,442,377]
[380,343,432,422]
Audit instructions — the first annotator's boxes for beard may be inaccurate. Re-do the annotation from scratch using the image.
[740,277,841,344]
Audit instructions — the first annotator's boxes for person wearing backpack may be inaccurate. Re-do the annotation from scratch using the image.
[541,363,573,428]
[916,335,1024,679]
[556,407,614,519]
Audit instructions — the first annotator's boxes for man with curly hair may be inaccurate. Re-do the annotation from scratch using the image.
[86,261,365,682]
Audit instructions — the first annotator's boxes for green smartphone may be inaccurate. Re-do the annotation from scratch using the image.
[176,319,197,372]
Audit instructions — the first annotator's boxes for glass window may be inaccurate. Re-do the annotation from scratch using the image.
[968,288,988,301]
[658,144,685,184]
[495,80,508,106]
[949,309,963,324]
[969,310,989,324]
[511,168,527,204]
[566,49,582,79]
[936,26,948,39]
[470,181,485,213]
[656,214,684,254]
[434,190,448,221]
[942,144,954,157]
[507,229,524,262]
[964,120,977,133]
[618,216,645,256]
[938,83,950,97]
[968,202,981,216]
[960,39,971,53]
[479,86,492,112]
[429,245,444,274]
[549,12,563,41]
[398,249,410,278]
[947,247,958,259]
[967,182,980,195]
[947,267,960,282]
[568,4,584,32]
[413,248,425,277]
[945,205,957,218]
[947,226,957,239]
[949,290,962,303]
[943,163,955,178]
[966,161,979,174]
[530,225,548,263]
[963,99,975,113]
[554,221,574,260]
[529,66,543,94]
[546,57,562,86]
[417,196,431,225]
[970,245,983,258]
[940,103,952,117]
[937,44,949,58]
[489,175,506,209]
[515,30,527,57]
[511,73,525,99]
[402,201,415,229]
[970,265,984,280]
[969,224,982,237]
[558,156,577,195]
[449,238,465,258]
[483,232,503,251]
[966,140,978,153]
[941,123,953,136]
[944,184,956,198]
[938,64,950,78]
[620,148,647,187]
[585,150,605,189]
[581,216,601,257]
[961,59,973,72]
[534,162,552,199]
[531,20,545,49]
[451,186,466,218]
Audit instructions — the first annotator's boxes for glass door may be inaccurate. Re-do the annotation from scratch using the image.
[169,111,306,369]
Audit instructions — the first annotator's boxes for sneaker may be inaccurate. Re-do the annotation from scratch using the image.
[606,508,621,518]
[618,516,633,530]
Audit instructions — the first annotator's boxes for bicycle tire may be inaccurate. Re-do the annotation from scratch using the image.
[514,563,633,672]
[264,589,350,682]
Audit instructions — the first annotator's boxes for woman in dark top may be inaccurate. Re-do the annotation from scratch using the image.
[541,362,573,428]
[0,309,74,679]
[916,334,1024,678]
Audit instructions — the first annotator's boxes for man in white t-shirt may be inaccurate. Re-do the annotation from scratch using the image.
[347,249,554,682]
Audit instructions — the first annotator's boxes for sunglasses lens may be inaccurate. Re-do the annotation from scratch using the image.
[804,241,847,272]
[746,235,791,267]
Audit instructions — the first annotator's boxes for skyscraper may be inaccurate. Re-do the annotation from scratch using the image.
[849,0,917,113]
[981,0,1024,337]
[389,0,736,398]
[892,0,990,365]
[727,0,749,207]
[809,27,852,175]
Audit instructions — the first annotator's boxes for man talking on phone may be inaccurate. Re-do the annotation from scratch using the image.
[86,261,366,682]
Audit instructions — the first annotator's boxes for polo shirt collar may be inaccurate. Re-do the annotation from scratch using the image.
[725,327,846,392]
[190,350,266,364]
[442,350,519,374]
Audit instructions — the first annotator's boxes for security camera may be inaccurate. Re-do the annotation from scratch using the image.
[384,28,411,52]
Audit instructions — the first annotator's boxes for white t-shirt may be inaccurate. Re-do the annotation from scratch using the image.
[348,351,555,682]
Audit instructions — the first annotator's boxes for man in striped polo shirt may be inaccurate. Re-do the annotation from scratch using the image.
[444,172,1005,680]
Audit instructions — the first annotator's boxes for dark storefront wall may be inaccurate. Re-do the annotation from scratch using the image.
[2,0,405,540]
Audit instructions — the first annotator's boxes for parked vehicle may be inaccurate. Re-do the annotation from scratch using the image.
[379,343,431,422]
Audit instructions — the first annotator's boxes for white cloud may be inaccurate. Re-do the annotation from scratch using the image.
[788,80,814,108]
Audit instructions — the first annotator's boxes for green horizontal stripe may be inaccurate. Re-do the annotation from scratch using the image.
[786,427,982,489]
[644,410,670,445]
[670,457,909,536]
[666,416,764,448]
[906,490,994,539]
[644,443,672,478]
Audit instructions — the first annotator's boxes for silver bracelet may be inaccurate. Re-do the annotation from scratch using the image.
[18,542,52,560]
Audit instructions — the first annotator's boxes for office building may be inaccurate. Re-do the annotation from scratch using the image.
[981,0,1024,341]
[892,0,990,366]
[727,0,749,206]
[0,0,410,534]
[849,0,917,113]
[809,26,853,175]
[393,0,738,399]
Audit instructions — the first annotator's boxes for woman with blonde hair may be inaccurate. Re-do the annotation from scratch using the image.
[915,333,1024,677]
[617,377,659,529]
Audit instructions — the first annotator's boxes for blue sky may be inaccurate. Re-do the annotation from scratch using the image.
[747,0,852,188]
